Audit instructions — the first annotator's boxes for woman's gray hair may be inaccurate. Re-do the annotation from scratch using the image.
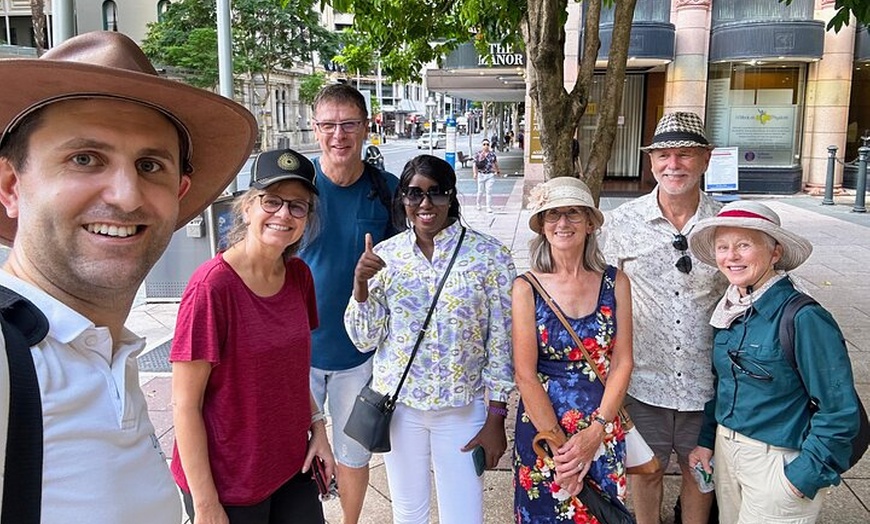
[528,210,606,273]
[224,187,320,259]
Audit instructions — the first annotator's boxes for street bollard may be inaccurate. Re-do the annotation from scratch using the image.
[853,146,869,213]
[823,145,837,206]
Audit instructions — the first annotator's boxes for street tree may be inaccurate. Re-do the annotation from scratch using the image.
[143,0,338,119]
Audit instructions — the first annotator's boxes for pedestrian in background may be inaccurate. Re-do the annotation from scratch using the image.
[345,155,515,524]
[301,83,399,524]
[473,138,502,213]
[171,149,333,523]
[0,31,256,522]
[602,112,729,524]
[688,201,860,524]
[513,178,634,523]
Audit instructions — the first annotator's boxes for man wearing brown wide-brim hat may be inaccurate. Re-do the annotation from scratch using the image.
[0,31,255,523]
[602,111,728,524]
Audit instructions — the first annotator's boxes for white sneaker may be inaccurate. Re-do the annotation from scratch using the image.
[476,204,482,211]
[487,207,494,214]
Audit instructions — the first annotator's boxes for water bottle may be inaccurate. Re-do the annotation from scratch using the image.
[692,458,715,493]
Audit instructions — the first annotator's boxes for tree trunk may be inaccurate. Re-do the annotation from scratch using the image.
[582,0,638,204]
[30,0,46,56]
[523,0,638,204]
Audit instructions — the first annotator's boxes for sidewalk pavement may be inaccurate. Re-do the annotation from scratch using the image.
[133,150,870,522]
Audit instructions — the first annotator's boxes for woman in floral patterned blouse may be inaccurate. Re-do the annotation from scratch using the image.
[344,155,515,524]
[512,177,634,523]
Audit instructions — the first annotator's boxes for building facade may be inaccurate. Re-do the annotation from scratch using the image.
[525,0,868,194]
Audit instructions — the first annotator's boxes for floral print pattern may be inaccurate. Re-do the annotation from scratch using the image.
[514,267,629,523]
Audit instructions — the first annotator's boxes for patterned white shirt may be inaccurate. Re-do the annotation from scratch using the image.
[344,221,515,410]
[601,188,728,411]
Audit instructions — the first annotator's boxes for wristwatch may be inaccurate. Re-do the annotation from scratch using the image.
[593,415,614,435]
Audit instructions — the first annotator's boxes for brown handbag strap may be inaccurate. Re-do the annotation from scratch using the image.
[519,272,632,425]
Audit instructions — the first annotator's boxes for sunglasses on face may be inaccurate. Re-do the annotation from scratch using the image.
[673,233,692,274]
[257,194,310,218]
[542,208,587,224]
[401,187,453,207]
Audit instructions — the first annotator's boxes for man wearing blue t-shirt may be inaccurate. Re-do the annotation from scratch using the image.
[300,84,398,524]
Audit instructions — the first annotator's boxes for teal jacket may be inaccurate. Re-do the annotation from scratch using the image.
[698,278,860,499]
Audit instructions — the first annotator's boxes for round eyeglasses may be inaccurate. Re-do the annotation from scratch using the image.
[542,208,587,224]
[258,194,310,218]
[402,187,453,207]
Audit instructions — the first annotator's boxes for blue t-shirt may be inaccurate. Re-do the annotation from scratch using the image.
[299,158,399,370]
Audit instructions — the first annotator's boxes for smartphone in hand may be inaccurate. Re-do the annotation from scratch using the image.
[472,445,486,477]
[312,457,338,501]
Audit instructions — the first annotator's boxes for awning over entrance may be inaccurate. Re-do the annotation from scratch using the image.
[426,42,526,102]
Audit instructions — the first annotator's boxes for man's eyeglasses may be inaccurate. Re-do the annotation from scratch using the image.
[258,194,310,218]
[402,187,453,207]
[727,349,773,381]
[313,120,364,134]
[542,208,587,224]
[673,233,692,274]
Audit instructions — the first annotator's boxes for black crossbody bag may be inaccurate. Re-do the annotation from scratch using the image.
[344,227,466,453]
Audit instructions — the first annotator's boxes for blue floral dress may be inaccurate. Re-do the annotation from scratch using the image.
[514,266,628,524]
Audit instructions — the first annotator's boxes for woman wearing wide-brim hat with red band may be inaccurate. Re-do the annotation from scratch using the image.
[687,201,860,524]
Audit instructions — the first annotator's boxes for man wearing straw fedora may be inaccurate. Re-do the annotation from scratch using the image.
[0,31,256,522]
[602,112,728,524]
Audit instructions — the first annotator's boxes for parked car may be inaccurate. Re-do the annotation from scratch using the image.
[416,132,446,149]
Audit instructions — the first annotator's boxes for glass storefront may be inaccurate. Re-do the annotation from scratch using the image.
[706,63,806,170]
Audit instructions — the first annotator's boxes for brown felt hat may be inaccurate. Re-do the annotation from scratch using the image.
[0,31,257,245]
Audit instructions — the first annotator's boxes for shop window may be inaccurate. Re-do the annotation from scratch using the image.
[846,63,870,161]
[102,1,118,32]
[706,62,806,169]
[601,0,670,24]
[157,1,171,22]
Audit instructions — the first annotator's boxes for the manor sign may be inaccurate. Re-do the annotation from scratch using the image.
[478,44,525,67]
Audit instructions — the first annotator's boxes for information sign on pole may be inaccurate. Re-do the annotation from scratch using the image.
[445,116,457,169]
[704,147,740,193]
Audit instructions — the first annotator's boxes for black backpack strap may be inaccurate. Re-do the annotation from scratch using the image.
[0,285,49,524]
[778,292,818,372]
[364,164,397,236]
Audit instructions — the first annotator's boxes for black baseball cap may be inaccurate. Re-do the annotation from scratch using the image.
[249,148,319,195]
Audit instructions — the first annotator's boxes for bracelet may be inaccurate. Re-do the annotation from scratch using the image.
[311,410,326,426]
[487,405,508,418]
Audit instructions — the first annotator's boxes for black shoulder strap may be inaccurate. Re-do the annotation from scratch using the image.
[364,164,397,236]
[778,292,817,372]
[1,285,49,524]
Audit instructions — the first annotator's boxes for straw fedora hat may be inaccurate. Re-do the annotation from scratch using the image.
[640,112,715,152]
[688,201,812,271]
[0,31,257,245]
[527,177,604,234]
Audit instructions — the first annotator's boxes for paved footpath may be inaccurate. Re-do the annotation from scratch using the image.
[132,160,870,522]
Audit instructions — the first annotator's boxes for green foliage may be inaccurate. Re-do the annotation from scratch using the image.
[144,0,338,90]
[299,72,327,105]
[317,0,528,82]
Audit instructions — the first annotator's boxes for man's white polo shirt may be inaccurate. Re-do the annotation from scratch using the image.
[0,272,180,523]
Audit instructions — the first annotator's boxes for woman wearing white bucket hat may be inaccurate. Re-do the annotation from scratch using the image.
[686,201,860,524]
[513,177,634,522]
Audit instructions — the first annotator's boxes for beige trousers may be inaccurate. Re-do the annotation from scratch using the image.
[714,425,825,524]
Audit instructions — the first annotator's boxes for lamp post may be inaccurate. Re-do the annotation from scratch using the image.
[426,97,437,156]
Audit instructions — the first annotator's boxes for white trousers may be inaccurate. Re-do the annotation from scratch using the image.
[383,398,486,524]
[476,172,495,209]
[714,425,825,524]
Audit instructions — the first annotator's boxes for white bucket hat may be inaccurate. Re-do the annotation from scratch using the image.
[688,201,813,271]
[527,177,604,234]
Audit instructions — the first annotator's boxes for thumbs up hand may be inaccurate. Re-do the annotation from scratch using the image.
[353,233,386,302]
